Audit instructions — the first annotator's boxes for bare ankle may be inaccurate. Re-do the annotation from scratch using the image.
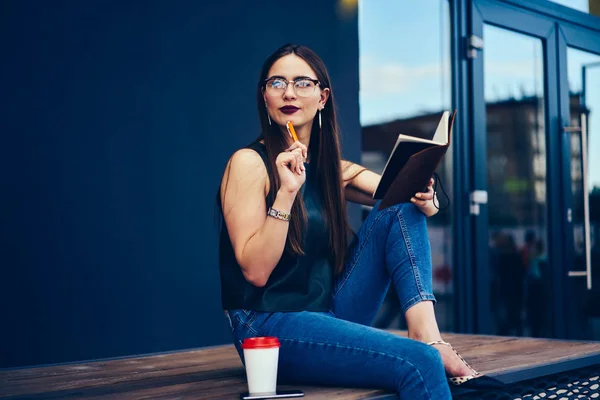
[405,301,443,343]
[408,329,443,343]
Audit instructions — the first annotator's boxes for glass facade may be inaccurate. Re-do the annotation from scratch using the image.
[357,0,600,338]
[566,48,600,339]
[358,0,453,331]
[483,25,551,337]
[548,0,593,14]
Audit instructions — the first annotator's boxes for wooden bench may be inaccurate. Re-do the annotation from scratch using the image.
[1,331,600,399]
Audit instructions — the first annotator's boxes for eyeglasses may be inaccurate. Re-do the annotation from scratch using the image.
[263,77,320,97]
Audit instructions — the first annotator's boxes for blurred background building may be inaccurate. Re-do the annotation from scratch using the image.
[1,0,599,369]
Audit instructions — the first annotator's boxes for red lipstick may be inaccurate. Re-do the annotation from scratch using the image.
[280,106,299,115]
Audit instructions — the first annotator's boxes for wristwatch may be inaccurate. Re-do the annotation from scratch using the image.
[267,207,291,221]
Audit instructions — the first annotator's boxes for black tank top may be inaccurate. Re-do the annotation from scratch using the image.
[219,141,333,312]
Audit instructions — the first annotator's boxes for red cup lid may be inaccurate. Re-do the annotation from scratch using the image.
[242,336,280,349]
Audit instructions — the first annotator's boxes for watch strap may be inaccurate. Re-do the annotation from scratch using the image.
[267,207,291,221]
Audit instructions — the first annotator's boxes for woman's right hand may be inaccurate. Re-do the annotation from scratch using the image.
[276,141,308,194]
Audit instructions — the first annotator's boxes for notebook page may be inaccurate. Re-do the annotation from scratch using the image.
[431,111,449,144]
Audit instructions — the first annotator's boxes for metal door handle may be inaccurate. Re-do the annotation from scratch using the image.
[565,113,592,290]
[469,190,488,216]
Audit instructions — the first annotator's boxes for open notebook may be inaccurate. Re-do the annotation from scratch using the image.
[373,110,456,210]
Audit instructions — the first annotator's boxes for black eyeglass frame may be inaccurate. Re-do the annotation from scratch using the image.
[262,77,321,96]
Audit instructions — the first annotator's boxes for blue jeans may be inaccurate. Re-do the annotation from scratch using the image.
[225,202,451,399]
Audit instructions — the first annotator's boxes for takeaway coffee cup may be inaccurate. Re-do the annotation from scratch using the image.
[242,337,281,394]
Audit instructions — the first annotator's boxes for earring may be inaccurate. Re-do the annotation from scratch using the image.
[265,103,271,125]
[318,109,322,129]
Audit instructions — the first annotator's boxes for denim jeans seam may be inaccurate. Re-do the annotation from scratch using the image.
[332,208,396,299]
[246,319,260,335]
[397,210,425,296]
[277,337,433,398]
[234,313,260,336]
[401,293,437,314]
[246,310,259,326]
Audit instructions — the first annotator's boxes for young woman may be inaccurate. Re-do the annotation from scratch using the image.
[218,44,502,399]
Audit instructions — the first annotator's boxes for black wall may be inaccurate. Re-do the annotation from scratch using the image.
[0,0,360,368]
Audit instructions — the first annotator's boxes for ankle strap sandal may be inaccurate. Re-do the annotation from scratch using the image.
[427,340,505,390]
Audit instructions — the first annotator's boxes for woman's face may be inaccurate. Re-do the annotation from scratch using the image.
[263,54,329,131]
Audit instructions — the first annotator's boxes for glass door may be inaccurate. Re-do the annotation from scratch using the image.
[560,28,600,340]
[469,0,563,337]
[483,25,550,337]
[470,0,600,339]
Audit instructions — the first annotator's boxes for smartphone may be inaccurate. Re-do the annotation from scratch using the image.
[240,389,304,400]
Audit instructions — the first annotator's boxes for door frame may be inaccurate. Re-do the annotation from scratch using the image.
[467,0,564,335]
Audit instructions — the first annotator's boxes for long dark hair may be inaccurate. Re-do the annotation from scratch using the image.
[255,44,353,276]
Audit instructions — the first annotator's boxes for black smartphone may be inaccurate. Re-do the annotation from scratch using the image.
[240,389,304,400]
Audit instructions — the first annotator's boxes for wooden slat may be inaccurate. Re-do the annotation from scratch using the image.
[428,332,600,376]
[1,332,599,399]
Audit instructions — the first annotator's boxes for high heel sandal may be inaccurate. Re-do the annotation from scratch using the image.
[427,340,505,390]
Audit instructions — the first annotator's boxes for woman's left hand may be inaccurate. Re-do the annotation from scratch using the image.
[410,178,438,217]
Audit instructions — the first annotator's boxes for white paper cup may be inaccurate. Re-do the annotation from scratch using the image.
[242,337,281,395]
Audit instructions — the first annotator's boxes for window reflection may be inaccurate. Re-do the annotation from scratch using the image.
[483,25,550,337]
[566,48,600,340]
[548,0,591,14]
[358,0,453,331]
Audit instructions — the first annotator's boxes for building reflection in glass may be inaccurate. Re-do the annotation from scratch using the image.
[358,0,452,331]
[483,25,549,338]
[566,48,600,340]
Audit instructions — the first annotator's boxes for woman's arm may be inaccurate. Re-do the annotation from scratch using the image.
[220,149,296,287]
[341,160,439,217]
[341,160,381,205]
[345,185,377,206]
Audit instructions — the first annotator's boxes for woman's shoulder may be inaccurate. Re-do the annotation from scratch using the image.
[228,147,266,172]
[223,144,270,195]
[235,140,267,161]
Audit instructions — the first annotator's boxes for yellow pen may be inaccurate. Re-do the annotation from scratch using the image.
[286,121,299,142]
